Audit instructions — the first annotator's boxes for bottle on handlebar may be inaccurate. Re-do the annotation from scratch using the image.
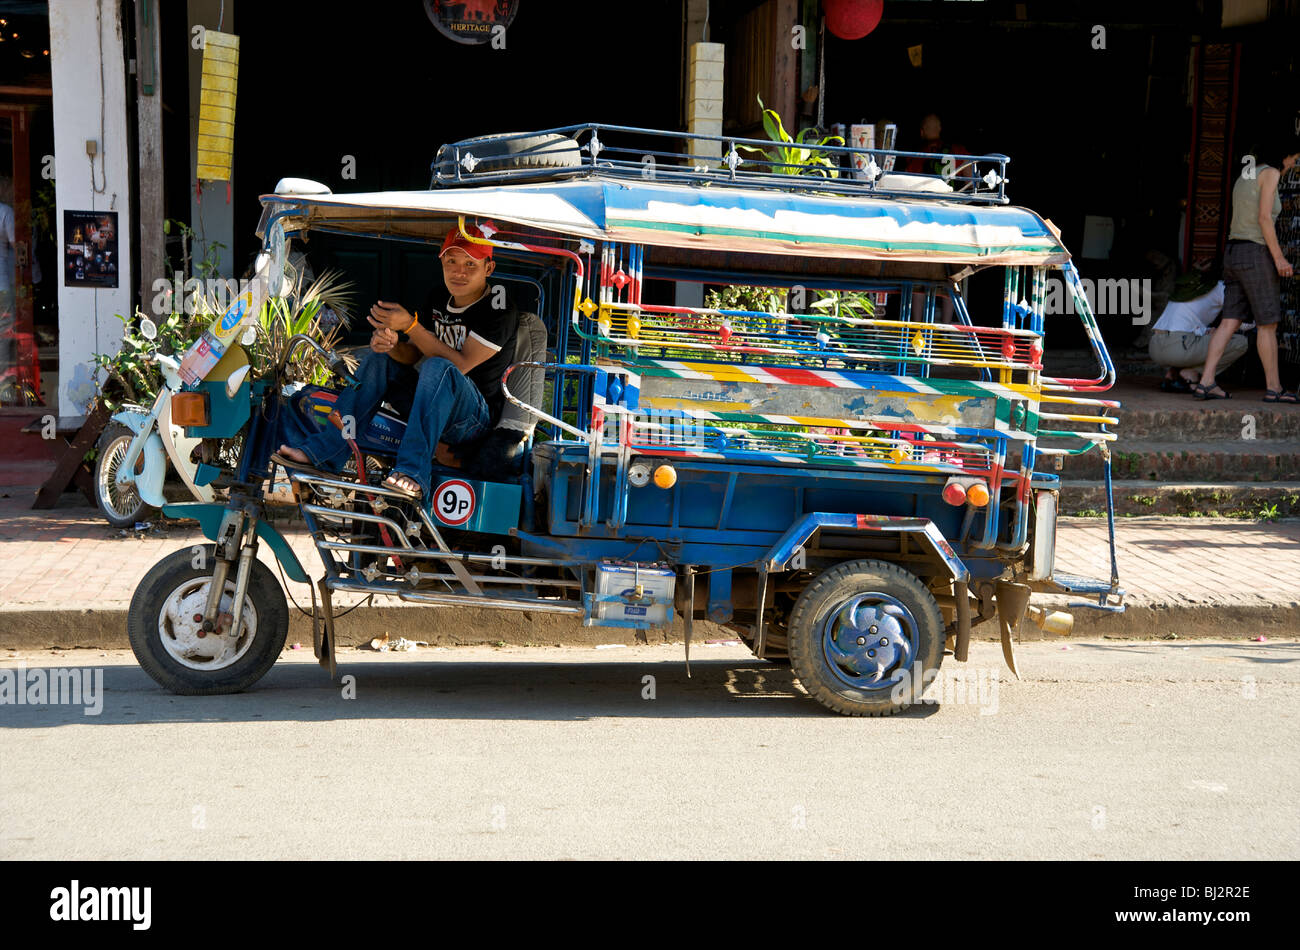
[177,284,266,385]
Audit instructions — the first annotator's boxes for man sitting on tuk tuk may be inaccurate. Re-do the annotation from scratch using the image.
[275,222,518,500]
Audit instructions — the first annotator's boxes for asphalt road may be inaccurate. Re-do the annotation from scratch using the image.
[1,638,1296,860]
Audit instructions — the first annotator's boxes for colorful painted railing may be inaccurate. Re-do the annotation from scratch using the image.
[589,302,1044,378]
[622,411,999,474]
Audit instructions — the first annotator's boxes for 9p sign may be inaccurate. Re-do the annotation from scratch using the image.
[433,479,476,526]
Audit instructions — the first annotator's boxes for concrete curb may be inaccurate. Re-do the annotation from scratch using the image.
[0,605,733,651]
[1,601,1292,651]
[1063,602,1300,640]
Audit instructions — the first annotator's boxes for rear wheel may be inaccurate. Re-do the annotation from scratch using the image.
[127,544,289,695]
[787,559,944,717]
[95,424,151,528]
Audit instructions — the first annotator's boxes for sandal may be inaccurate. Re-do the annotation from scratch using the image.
[1192,383,1231,401]
[1263,389,1299,404]
[1160,378,1193,394]
[381,473,423,500]
[270,451,334,479]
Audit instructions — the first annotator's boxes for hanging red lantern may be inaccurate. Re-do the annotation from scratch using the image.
[823,0,884,41]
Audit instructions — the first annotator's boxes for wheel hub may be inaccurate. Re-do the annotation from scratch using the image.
[821,593,917,688]
[100,435,143,517]
[158,577,257,671]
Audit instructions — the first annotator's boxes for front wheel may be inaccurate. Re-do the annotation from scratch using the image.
[787,559,944,717]
[95,424,151,528]
[127,544,289,694]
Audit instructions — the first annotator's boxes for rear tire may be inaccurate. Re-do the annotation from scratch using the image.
[127,544,289,695]
[787,559,944,716]
[95,424,151,528]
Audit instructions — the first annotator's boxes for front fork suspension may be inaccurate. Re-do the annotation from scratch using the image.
[200,506,259,635]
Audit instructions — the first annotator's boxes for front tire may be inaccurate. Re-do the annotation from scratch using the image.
[95,424,151,528]
[787,559,944,716]
[127,544,289,694]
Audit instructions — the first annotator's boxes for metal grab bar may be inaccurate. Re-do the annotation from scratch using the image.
[314,543,580,587]
[1040,261,1117,393]
[500,361,639,444]
[327,576,586,615]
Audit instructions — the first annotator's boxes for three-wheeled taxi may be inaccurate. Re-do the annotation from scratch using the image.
[126,124,1124,716]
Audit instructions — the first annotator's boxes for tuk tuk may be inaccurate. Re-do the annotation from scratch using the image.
[126,123,1124,716]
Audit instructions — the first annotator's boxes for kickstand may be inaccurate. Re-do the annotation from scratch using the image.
[316,577,337,680]
[683,567,694,679]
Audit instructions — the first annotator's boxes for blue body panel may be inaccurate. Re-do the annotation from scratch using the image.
[521,441,997,580]
[186,379,251,440]
[425,475,522,536]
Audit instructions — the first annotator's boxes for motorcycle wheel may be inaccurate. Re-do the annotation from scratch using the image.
[95,424,152,528]
[127,544,289,695]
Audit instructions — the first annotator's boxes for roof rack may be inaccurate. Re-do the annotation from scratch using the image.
[432,123,1010,205]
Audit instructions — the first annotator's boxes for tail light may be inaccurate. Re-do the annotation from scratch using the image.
[941,481,967,506]
[171,392,211,427]
[943,476,991,507]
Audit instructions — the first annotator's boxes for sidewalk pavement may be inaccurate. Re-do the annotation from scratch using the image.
[1,489,1297,649]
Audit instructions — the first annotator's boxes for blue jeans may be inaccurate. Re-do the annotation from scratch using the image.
[297,352,490,497]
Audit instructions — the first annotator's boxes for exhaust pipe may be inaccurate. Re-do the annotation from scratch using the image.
[1028,605,1074,637]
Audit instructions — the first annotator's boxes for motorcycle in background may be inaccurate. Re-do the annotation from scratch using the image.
[93,320,215,527]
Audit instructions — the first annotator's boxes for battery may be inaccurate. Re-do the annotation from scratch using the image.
[593,562,676,625]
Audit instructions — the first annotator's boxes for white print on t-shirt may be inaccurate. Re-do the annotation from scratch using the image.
[430,316,468,352]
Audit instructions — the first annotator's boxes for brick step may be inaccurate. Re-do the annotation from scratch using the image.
[1057,479,1300,518]
[1106,404,1300,441]
[1059,441,1300,482]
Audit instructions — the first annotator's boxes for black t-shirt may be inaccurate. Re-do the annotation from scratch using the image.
[410,288,518,423]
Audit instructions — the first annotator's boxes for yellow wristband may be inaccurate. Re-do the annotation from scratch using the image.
[404,313,419,334]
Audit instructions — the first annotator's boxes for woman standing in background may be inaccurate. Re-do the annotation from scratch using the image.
[1194,134,1300,402]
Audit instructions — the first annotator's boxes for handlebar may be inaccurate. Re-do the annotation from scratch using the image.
[283,333,356,387]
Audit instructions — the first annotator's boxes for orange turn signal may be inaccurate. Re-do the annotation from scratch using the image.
[653,464,677,489]
[171,392,211,427]
[966,482,991,507]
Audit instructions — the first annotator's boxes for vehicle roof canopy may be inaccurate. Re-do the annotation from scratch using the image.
[261,175,1069,267]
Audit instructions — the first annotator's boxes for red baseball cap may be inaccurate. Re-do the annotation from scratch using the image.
[440,222,494,261]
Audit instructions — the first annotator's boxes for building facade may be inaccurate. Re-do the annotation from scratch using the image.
[0,0,1296,418]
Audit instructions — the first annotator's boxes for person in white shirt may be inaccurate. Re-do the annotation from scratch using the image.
[1148,272,1247,393]
[0,177,15,311]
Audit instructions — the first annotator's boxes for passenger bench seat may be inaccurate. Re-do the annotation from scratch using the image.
[462,311,547,479]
